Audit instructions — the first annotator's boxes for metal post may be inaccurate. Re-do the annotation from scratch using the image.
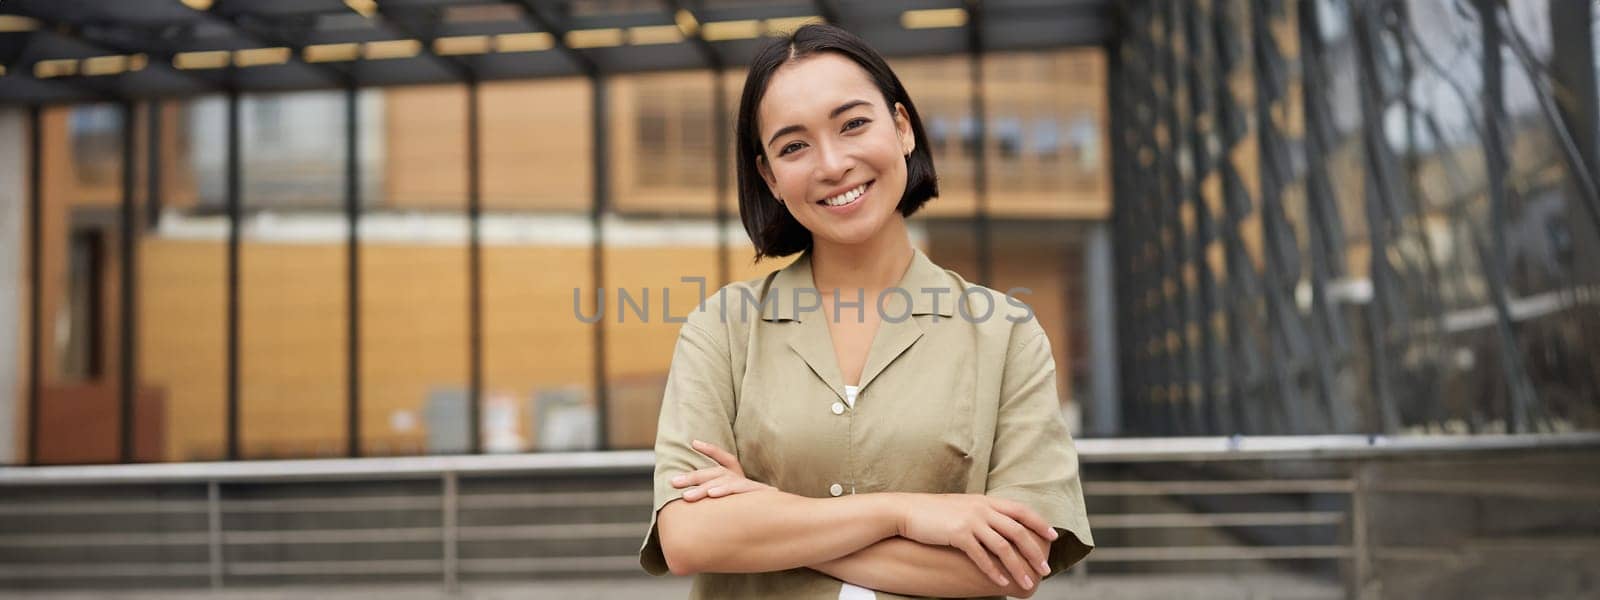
[1548,0,1600,286]
[345,85,362,458]
[1085,222,1120,436]
[1350,462,1371,598]
[714,68,732,287]
[225,89,242,460]
[146,103,162,231]
[1184,0,1228,434]
[119,101,138,462]
[26,106,43,465]
[1249,0,1314,434]
[1473,0,1537,433]
[1298,0,1359,433]
[1213,0,1265,434]
[967,0,992,286]
[467,81,484,455]
[1160,1,1199,435]
[442,471,459,589]
[207,480,224,588]
[1351,3,1401,434]
[592,74,610,451]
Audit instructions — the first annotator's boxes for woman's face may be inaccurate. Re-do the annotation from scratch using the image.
[756,53,916,248]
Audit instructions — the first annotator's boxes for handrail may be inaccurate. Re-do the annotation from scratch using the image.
[3,433,1597,486]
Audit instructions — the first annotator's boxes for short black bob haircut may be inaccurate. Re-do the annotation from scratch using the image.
[736,23,939,260]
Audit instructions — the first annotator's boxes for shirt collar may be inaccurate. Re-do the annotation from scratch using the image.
[761,246,958,322]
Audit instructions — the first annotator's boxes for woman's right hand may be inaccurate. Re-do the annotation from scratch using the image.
[893,493,1059,590]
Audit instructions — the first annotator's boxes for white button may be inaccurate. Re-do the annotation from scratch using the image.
[829,483,843,497]
[831,402,845,415]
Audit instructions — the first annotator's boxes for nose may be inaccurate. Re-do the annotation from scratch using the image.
[813,138,854,184]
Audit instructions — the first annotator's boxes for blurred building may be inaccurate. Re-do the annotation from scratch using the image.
[0,1,1114,465]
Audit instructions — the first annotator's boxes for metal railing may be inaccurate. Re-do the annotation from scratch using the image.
[2,433,1596,596]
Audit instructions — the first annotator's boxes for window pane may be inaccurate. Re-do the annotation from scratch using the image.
[237,90,349,459]
[361,85,469,457]
[481,78,598,453]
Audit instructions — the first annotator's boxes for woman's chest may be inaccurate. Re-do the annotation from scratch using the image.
[729,320,999,498]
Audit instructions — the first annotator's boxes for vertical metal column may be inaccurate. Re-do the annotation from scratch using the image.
[1298,0,1359,433]
[225,89,242,460]
[442,471,459,589]
[713,69,732,287]
[1249,0,1314,434]
[1213,0,1266,434]
[146,103,163,231]
[26,106,43,465]
[119,102,139,462]
[591,75,611,451]
[1159,1,1200,435]
[467,81,484,455]
[1547,0,1600,284]
[967,0,992,286]
[1184,1,1228,434]
[207,480,224,588]
[1084,222,1120,436]
[1351,1,1404,433]
[1473,0,1536,432]
[345,85,362,458]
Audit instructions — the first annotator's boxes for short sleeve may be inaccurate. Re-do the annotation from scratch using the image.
[983,318,1095,580]
[638,314,738,576]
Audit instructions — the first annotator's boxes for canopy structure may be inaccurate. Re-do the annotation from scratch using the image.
[0,0,1111,104]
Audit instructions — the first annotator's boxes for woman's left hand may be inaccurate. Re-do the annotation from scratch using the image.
[671,439,774,502]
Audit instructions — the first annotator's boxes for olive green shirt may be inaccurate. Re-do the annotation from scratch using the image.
[639,247,1094,599]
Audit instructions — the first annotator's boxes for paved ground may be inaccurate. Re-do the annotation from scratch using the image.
[6,573,1344,599]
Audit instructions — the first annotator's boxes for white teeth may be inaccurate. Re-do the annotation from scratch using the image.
[822,183,866,207]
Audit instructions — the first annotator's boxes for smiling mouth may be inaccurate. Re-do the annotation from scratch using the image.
[818,180,873,207]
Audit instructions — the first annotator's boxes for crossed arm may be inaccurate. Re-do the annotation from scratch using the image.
[657,440,1055,598]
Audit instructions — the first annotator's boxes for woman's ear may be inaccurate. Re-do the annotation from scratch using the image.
[894,102,915,156]
[756,154,782,201]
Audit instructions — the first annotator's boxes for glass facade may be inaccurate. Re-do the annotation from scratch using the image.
[1112,0,1600,436]
[13,48,1109,464]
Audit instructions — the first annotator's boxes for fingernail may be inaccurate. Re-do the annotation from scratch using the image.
[1049,529,1059,540]
[691,439,703,447]
[999,577,1009,586]
[671,476,685,485]
[1040,560,1050,573]
[1023,576,1033,589]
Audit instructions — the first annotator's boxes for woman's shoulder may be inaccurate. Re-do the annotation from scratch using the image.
[933,266,1046,338]
[679,270,784,334]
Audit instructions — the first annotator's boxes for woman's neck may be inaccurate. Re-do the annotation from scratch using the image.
[809,217,915,293]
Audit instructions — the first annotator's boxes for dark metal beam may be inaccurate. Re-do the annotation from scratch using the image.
[966,0,992,287]
[344,84,362,458]
[26,105,43,465]
[118,100,138,462]
[1297,0,1358,433]
[664,0,724,70]
[224,88,241,460]
[369,4,477,82]
[145,101,162,230]
[466,80,484,455]
[1473,0,1537,432]
[508,0,601,77]
[14,18,225,95]
[591,74,610,451]
[204,0,356,87]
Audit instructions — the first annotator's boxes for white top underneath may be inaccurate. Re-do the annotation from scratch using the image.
[838,384,875,600]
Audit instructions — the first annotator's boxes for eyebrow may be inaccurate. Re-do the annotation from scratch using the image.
[765,99,875,148]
